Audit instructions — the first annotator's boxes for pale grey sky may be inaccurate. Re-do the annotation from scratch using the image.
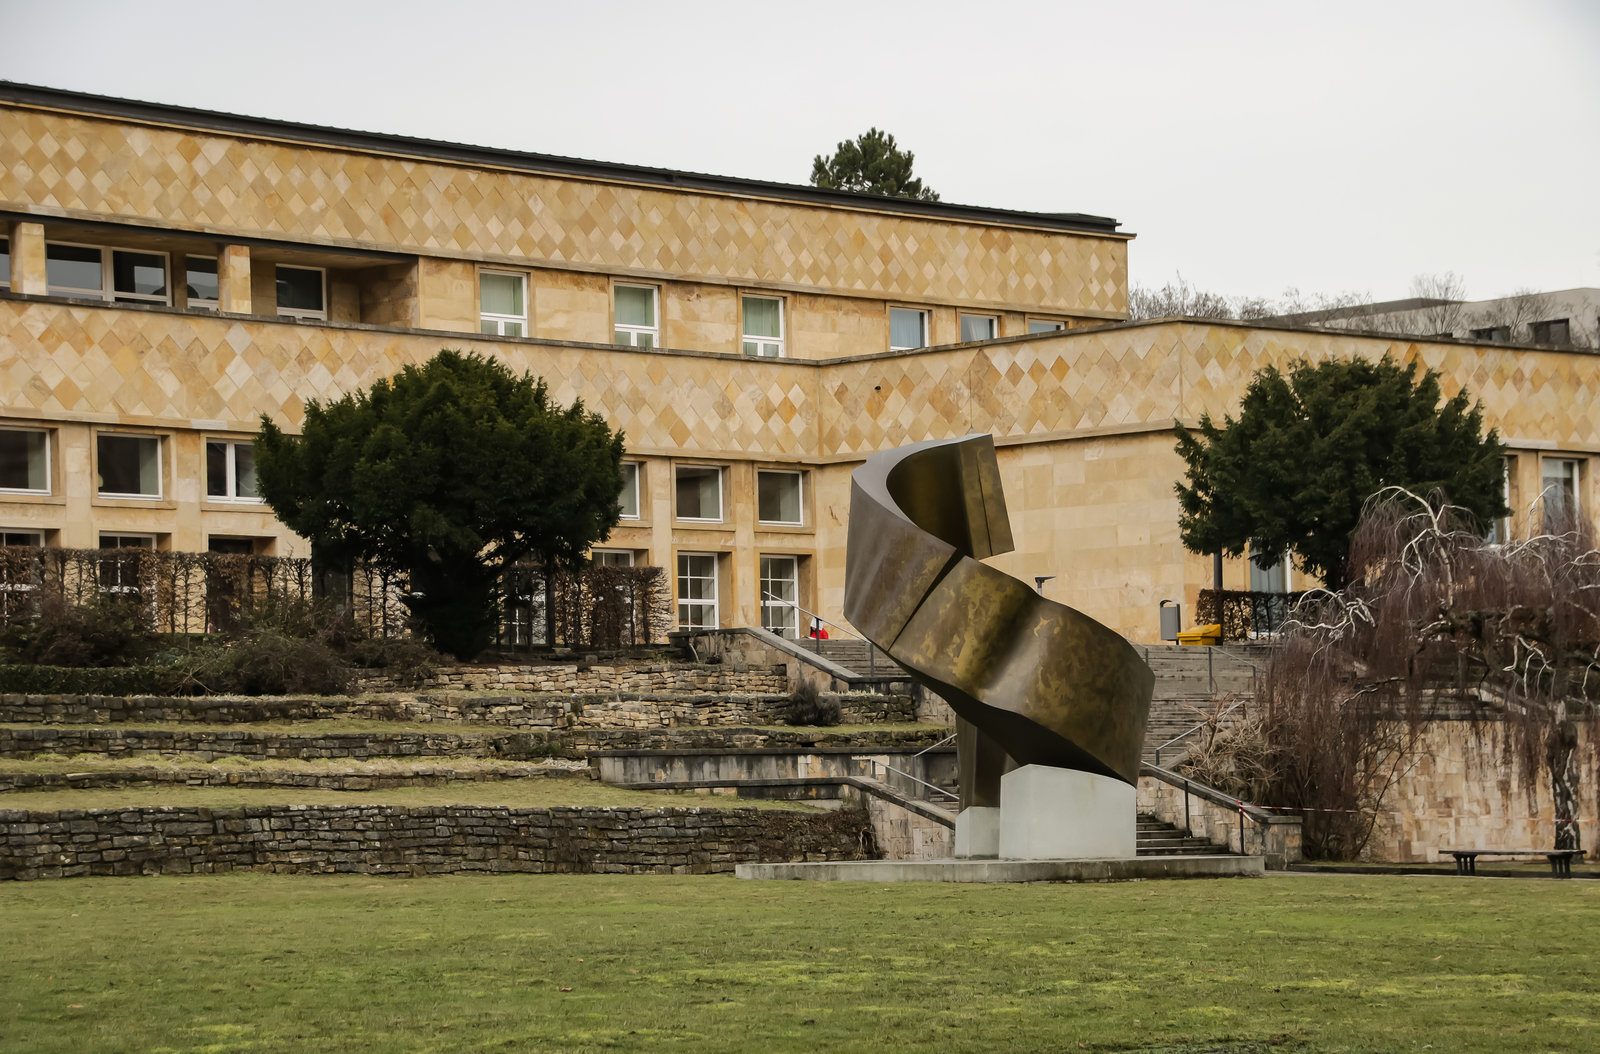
[4,0,1596,303]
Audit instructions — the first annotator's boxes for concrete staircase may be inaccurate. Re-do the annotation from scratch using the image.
[1136,813,1234,856]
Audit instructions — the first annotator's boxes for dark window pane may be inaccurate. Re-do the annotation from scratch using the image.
[276,266,324,311]
[46,244,103,293]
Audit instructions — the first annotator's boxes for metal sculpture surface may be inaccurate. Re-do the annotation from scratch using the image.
[844,435,1153,806]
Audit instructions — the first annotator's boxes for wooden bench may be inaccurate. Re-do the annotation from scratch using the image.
[1441,848,1586,877]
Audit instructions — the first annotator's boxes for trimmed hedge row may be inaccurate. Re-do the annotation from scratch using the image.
[0,665,190,696]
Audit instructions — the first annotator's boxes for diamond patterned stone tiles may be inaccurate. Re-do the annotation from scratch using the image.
[1,107,1128,317]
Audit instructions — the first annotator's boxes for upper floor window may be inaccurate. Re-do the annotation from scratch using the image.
[757,470,804,526]
[97,433,162,499]
[206,440,260,503]
[614,284,658,347]
[1470,326,1510,343]
[1531,319,1571,345]
[619,462,641,519]
[960,314,998,342]
[675,465,723,522]
[276,265,326,320]
[0,427,50,494]
[185,256,219,311]
[480,270,527,336]
[0,237,9,290]
[46,243,169,305]
[742,295,785,357]
[591,549,635,567]
[889,307,928,351]
[1027,318,1065,334]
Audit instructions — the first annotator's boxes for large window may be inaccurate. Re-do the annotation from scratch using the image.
[479,270,527,336]
[619,462,641,519]
[206,440,260,502]
[46,243,169,304]
[0,529,46,619]
[960,314,998,342]
[185,256,218,311]
[1486,455,1513,545]
[757,470,803,526]
[1531,319,1571,345]
[742,295,785,357]
[1541,458,1580,530]
[675,465,723,521]
[97,434,162,499]
[1248,544,1291,635]
[276,265,326,319]
[760,555,799,639]
[1470,326,1510,343]
[0,428,50,494]
[677,552,719,629]
[98,533,155,596]
[591,550,635,567]
[614,284,659,347]
[889,307,929,351]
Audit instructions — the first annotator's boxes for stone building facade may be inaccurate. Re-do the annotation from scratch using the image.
[2,83,1596,642]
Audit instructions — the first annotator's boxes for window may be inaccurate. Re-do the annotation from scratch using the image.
[677,552,719,629]
[0,529,45,619]
[889,307,929,351]
[1531,319,1571,345]
[208,537,256,555]
[0,530,43,547]
[591,550,635,567]
[760,555,799,639]
[675,465,722,521]
[1471,326,1510,343]
[46,243,169,304]
[276,265,326,319]
[206,440,260,502]
[479,270,526,336]
[1541,458,1580,530]
[98,533,155,596]
[0,428,50,494]
[0,236,9,290]
[742,295,784,357]
[1248,545,1291,635]
[757,470,803,526]
[614,284,658,347]
[97,434,162,499]
[1027,319,1066,334]
[619,462,641,519]
[1486,456,1513,545]
[960,314,998,342]
[185,256,218,311]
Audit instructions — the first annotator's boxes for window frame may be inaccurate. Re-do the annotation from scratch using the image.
[960,314,999,343]
[97,533,158,596]
[756,469,805,527]
[741,294,786,357]
[1486,455,1514,545]
[0,426,52,496]
[591,549,635,567]
[677,551,720,630]
[95,432,164,501]
[184,254,219,312]
[1027,318,1066,334]
[45,241,171,305]
[613,283,660,348]
[479,269,528,337]
[205,439,262,504]
[759,554,800,639]
[275,264,328,320]
[1540,457,1581,529]
[888,306,930,352]
[674,464,724,523]
[618,462,642,520]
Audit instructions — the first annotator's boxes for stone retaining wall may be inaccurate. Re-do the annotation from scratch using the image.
[0,803,875,880]
[0,688,915,729]
[0,761,590,793]
[354,661,789,695]
[0,726,948,763]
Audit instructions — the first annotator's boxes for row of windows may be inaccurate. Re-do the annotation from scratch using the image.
[617,462,805,527]
[0,427,257,502]
[0,237,326,319]
[1471,318,1586,346]
[675,551,806,637]
[478,270,1067,357]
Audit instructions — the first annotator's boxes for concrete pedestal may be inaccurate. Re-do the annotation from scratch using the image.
[997,765,1136,860]
[953,806,1000,858]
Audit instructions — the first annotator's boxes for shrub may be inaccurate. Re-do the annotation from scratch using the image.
[0,594,159,668]
[787,680,842,727]
[0,664,190,695]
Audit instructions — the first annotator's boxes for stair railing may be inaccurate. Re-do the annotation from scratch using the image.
[1152,698,1249,767]
[1140,761,1293,863]
[857,755,959,804]
[760,591,886,679]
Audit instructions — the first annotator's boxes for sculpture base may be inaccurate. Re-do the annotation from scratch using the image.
[953,806,1000,859]
[998,764,1136,860]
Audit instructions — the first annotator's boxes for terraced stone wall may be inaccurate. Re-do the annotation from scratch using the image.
[0,804,875,881]
[353,662,790,695]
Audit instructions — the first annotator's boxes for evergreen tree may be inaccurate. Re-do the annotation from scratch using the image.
[256,351,625,659]
[810,128,940,201]
[1174,355,1507,591]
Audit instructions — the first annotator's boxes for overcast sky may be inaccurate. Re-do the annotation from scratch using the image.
[5,0,1597,304]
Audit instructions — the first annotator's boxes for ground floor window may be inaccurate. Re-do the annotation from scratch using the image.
[760,555,799,638]
[677,552,718,629]
[98,533,156,595]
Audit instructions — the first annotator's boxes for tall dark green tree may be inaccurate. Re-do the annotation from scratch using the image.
[255,350,625,660]
[1174,355,1507,591]
[810,128,940,201]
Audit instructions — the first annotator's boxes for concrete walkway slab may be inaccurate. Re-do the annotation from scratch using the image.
[736,854,1262,883]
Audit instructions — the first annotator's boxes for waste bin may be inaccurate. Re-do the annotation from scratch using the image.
[1158,599,1181,642]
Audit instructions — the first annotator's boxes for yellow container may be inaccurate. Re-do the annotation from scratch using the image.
[1175,623,1222,646]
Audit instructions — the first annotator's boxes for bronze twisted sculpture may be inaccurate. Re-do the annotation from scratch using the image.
[843,434,1153,816]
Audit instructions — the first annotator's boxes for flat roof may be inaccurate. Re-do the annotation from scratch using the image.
[0,81,1124,237]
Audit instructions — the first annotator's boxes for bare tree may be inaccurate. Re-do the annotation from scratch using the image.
[1406,271,1468,334]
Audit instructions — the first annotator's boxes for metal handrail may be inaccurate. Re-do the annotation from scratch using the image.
[912,732,956,758]
[761,591,898,680]
[1153,698,1248,767]
[862,757,958,802]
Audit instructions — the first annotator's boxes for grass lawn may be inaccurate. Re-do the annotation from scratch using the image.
[1,873,1596,1052]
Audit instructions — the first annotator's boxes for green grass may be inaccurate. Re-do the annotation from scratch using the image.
[0,780,822,812]
[1,873,1596,1053]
